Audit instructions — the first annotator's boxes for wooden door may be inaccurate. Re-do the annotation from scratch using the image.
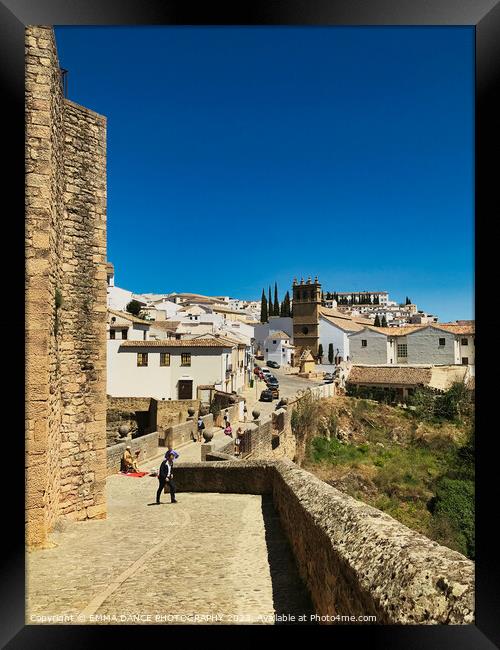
[178,380,193,400]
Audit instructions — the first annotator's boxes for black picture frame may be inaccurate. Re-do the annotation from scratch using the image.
[2,0,498,646]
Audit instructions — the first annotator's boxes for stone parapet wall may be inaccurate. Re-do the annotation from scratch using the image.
[162,419,197,448]
[26,26,107,546]
[106,431,159,476]
[173,460,474,624]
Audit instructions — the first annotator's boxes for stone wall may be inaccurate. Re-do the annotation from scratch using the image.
[173,460,474,624]
[106,431,159,476]
[106,396,157,446]
[156,399,199,431]
[26,26,107,547]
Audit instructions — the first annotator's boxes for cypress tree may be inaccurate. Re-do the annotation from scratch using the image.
[328,343,334,364]
[268,286,273,317]
[274,282,279,316]
[374,314,381,327]
[260,289,268,323]
[284,291,291,316]
[318,344,324,362]
[382,315,388,327]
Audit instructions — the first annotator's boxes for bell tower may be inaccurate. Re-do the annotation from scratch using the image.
[292,276,321,357]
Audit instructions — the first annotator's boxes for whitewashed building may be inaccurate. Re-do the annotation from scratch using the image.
[349,322,475,366]
[263,331,294,366]
[317,308,371,365]
[107,309,151,341]
[107,338,235,400]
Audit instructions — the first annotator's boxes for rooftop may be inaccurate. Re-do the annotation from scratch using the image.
[119,339,233,349]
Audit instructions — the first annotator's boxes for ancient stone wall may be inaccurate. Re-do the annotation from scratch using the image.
[26,26,107,547]
[173,460,475,624]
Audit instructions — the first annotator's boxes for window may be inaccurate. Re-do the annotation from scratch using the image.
[122,329,128,340]
[397,344,408,358]
[266,348,268,352]
[273,340,277,344]
[461,338,468,346]
[462,357,469,365]
[361,340,367,347]
[160,353,170,366]
[439,338,446,347]
[301,326,309,335]
[109,329,115,340]
[181,353,191,366]
[137,353,148,367]
[143,331,147,341]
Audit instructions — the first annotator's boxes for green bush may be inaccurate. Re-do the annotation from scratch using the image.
[429,477,475,558]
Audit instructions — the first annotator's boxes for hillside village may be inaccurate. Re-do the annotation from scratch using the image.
[106,265,475,406]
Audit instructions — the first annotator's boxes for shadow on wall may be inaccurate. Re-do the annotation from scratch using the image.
[260,495,316,622]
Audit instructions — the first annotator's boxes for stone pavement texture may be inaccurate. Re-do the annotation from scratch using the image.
[27,455,313,625]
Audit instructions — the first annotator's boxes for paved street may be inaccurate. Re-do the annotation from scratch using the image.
[242,367,322,422]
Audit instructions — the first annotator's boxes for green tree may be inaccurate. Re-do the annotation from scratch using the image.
[126,300,142,316]
[268,286,273,317]
[328,343,334,364]
[374,314,381,327]
[381,315,388,327]
[260,289,268,323]
[274,282,280,316]
[284,291,291,316]
[318,343,324,362]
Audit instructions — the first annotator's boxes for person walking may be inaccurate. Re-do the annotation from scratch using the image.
[224,421,233,438]
[156,452,178,504]
[197,416,205,442]
[223,409,229,429]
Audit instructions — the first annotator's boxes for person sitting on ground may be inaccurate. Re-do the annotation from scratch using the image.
[120,445,139,473]
[224,421,233,438]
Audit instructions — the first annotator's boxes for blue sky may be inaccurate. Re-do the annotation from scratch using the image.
[55,27,474,321]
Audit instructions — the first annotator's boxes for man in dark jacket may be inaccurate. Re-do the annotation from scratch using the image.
[156,452,177,504]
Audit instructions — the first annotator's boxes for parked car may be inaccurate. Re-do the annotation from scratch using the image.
[266,377,279,388]
[267,360,280,369]
[255,355,264,361]
[261,368,272,375]
[260,389,273,402]
[323,372,334,380]
[268,386,280,399]
[253,366,261,375]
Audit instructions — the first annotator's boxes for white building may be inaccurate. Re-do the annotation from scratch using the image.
[254,317,293,355]
[317,308,371,365]
[349,322,475,366]
[263,331,294,366]
[107,309,151,341]
[107,338,235,400]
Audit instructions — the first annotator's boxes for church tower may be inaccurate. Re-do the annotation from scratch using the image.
[292,276,321,358]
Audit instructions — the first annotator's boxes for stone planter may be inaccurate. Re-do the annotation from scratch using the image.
[187,407,196,417]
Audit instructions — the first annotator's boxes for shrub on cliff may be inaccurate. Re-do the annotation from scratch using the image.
[428,477,475,558]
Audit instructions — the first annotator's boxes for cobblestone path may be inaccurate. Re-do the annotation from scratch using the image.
[27,466,313,625]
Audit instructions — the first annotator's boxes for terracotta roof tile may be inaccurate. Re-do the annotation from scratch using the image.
[119,339,233,349]
[108,309,151,326]
[347,365,433,386]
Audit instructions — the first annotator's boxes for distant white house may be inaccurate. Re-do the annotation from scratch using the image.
[349,322,475,366]
[107,338,235,400]
[317,308,370,365]
[107,309,151,341]
[263,331,294,366]
[254,317,293,355]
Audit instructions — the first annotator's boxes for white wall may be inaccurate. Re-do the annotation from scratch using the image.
[406,328,457,365]
[318,317,350,364]
[107,341,232,399]
[349,329,389,364]
[264,336,292,366]
[458,335,475,365]
[107,285,134,311]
